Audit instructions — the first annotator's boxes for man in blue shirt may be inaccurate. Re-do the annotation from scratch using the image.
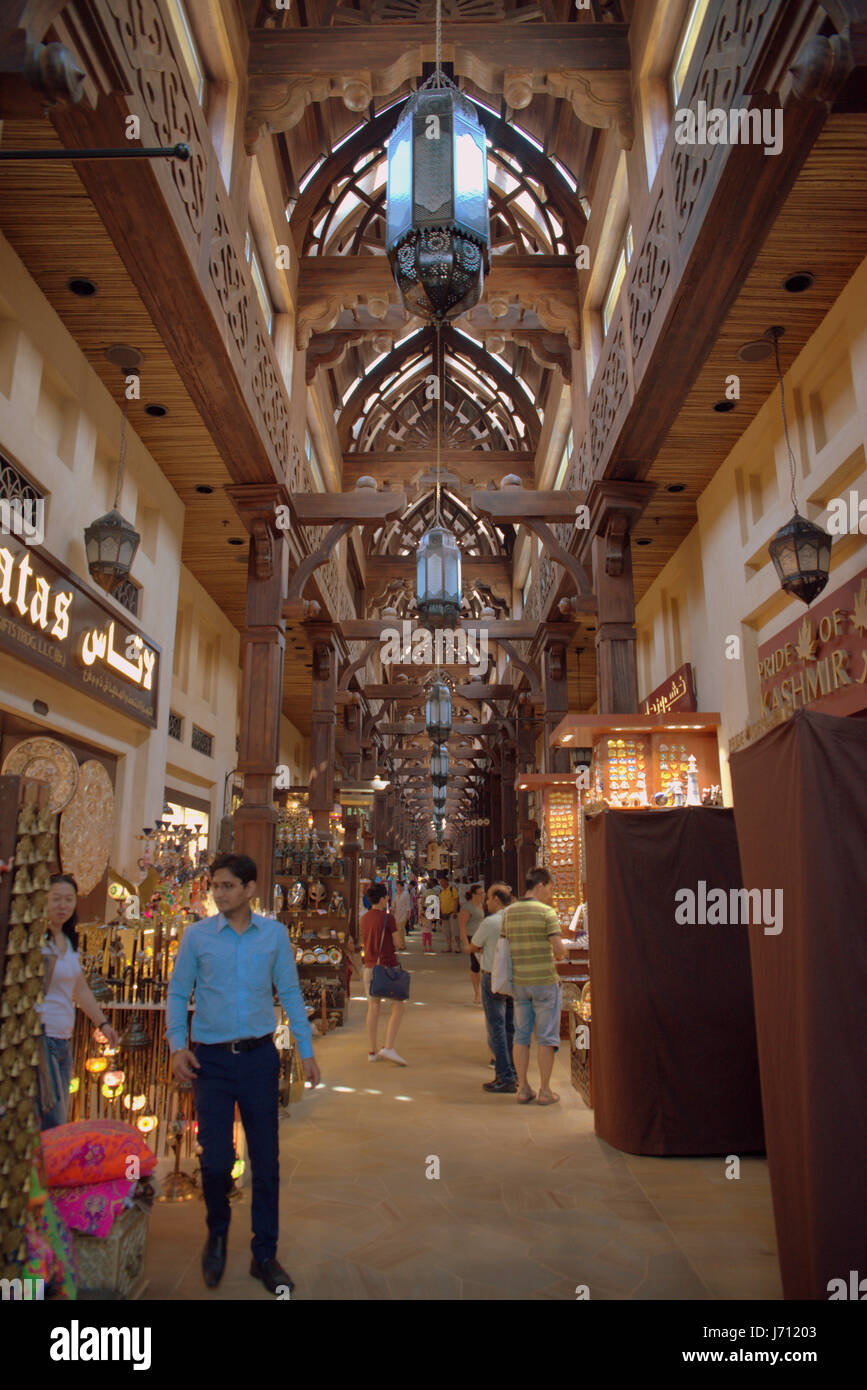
[167,853,320,1295]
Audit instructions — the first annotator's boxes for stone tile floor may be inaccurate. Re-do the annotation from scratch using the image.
[143,934,782,1301]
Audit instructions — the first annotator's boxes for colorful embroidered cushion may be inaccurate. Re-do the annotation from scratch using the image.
[52,1178,137,1238]
[41,1119,156,1188]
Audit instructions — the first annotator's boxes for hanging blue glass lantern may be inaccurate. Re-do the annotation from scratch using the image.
[385,75,490,322]
[417,524,462,630]
[426,680,452,743]
[431,745,449,787]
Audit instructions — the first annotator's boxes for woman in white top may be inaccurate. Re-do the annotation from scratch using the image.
[393,880,412,934]
[40,874,119,1130]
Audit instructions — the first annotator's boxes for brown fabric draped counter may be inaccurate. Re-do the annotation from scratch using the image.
[585,807,764,1156]
[730,709,867,1300]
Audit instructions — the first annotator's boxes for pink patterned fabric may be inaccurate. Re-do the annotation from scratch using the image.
[51,1178,137,1238]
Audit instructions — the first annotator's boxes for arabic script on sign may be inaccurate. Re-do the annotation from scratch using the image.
[80,620,156,690]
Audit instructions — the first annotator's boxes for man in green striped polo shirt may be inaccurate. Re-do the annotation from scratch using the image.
[502,866,567,1105]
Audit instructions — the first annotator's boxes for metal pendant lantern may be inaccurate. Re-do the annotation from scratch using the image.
[768,512,832,607]
[426,680,452,743]
[417,524,462,629]
[386,74,490,322]
[766,327,832,607]
[431,745,449,787]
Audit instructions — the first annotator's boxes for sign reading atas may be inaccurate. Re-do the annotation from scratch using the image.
[0,534,159,727]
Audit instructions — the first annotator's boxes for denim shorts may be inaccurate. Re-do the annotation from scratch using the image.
[513,983,562,1049]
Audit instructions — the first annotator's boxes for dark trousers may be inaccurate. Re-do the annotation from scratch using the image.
[481,971,516,1084]
[193,1041,280,1263]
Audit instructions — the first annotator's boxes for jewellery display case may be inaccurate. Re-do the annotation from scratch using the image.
[273,789,351,1032]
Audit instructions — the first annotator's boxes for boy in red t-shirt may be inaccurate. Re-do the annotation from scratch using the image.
[360,882,407,1065]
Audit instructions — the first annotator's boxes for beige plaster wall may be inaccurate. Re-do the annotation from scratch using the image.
[0,230,184,881]
[636,254,867,800]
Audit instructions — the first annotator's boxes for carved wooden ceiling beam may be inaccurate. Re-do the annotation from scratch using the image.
[345,451,534,489]
[297,257,579,353]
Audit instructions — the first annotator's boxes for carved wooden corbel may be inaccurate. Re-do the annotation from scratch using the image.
[313,642,333,682]
[510,330,573,381]
[251,518,275,581]
[790,33,855,105]
[305,330,367,383]
[296,294,350,350]
[546,69,634,149]
[604,511,630,578]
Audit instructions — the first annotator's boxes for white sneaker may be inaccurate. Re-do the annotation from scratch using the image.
[378,1047,407,1066]
[368,1052,379,1062]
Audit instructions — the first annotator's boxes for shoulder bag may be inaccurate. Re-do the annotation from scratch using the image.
[369,910,411,1001]
[491,908,514,997]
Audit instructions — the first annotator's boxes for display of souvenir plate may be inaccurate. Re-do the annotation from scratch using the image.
[295,947,304,962]
[2,736,79,813]
[59,760,115,896]
[327,947,342,966]
[301,951,316,965]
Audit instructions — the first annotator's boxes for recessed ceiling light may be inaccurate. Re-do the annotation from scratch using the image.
[144,404,168,417]
[195,484,214,494]
[67,277,97,296]
[783,271,814,293]
[635,537,652,546]
[228,537,244,546]
[666,483,686,494]
[713,400,736,413]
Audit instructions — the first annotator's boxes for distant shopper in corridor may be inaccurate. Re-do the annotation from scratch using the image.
[504,867,567,1106]
[438,874,459,952]
[361,882,407,1066]
[467,883,517,1093]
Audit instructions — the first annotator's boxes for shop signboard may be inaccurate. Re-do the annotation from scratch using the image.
[640,662,697,717]
[0,533,160,727]
[758,566,867,718]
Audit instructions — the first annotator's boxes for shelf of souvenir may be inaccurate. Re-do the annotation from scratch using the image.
[0,774,59,1281]
[550,714,723,811]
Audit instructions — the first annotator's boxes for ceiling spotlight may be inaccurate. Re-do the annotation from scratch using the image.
[635,537,652,546]
[713,400,736,413]
[783,271,814,294]
[195,484,214,494]
[228,537,245,546]
[666,483,686,494]
[145,404,168,417]
[67,277,97,296]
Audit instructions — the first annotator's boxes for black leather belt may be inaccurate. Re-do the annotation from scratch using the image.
[197,1034,272,1054]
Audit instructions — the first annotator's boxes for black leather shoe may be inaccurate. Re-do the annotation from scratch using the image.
[483,1080,518,1093]
[250,1256,295,1296]
[202,1233,227,1288]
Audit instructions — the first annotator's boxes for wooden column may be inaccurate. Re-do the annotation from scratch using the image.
[229,485,288,911]
[342,697,362,782]
[582,481,654,715]
[308,625,338,839]
[501,734,518,891]
[541,634,570,772]
[489,762,503,883]
[343,813,361,944]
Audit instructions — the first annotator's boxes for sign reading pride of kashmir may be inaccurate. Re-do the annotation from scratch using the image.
[757,566,867,719]
[0,533,160,727]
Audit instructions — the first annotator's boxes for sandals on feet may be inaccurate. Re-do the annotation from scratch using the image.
[517,1089,536,1104]
[536,1091,560,1106]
